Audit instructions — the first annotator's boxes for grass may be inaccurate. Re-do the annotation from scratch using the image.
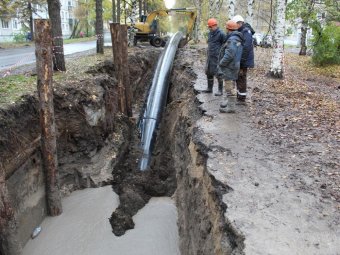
[0,49,111,108]
[0,74,36,106]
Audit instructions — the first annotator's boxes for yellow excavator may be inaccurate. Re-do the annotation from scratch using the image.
[131,8,197,47]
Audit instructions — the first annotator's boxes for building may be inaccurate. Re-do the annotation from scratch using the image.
[0,0,77,42]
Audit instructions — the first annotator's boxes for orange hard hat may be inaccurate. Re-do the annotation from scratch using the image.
[207,18,218,27]
[226,20,238,30]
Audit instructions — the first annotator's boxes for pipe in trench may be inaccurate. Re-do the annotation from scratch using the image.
[138,31,183,171]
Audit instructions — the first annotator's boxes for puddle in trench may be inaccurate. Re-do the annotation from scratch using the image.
[23,186,180,255]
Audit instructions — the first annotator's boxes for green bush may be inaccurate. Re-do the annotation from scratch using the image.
[12,32,26,43]
[311,23,340,66]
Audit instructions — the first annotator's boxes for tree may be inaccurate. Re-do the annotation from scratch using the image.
[286,0,316,55]
[96,0,104,53]
[246,0,255,25]
[128,0,138,45]
[47,0,66,71]
[228,0,236,18]
[193,0,203,43]
[269,0,286,78]
[209,0,218,18]
[112,0,116,22]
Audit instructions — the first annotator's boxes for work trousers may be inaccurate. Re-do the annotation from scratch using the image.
[207,74,223,86]
[236,68,248,100]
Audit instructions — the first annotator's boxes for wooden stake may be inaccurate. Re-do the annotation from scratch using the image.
[110,23,132,117]
[34,19,62,216]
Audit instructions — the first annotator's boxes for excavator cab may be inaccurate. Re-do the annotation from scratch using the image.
[131,8,197,48]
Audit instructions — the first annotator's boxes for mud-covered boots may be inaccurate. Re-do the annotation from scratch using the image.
[214,79,223,96]
[202,78,213,93]
[220,96,236,113]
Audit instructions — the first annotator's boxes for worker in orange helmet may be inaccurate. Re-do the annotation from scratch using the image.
[216,20,244,113]
[203,18,226,96]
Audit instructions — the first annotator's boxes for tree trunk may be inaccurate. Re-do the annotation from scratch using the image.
[69,20,79,39]
[246,0,254,25]
[128,0,137,46]
[143,0,146,15]
[112,0,116,22]
[209,0,217,18]
[299,22,307,55]
[139,0,142,21]
[228,0,236,19]
[28,2,34,41]
[110,24,132,116]
[96,0,104,54]
[0,165,22,255]
[269,0,286,78]
[34,19,63,216]
[193,0,203,43]
[117,0,121,23]
[46,0,66,71]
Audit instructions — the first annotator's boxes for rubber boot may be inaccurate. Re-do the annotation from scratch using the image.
[202,79,213,93]
[220,95,228,108]
[214,80,223,96]
[220,96,236,113]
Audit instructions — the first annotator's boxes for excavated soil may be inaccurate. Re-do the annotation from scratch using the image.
[1,43,339,255]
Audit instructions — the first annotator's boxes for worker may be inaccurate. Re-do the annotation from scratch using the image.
[216,20,244,113]
[204,18,226,96]
[231,15,255,103]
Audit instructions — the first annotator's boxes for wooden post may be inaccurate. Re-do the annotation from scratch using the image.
[34,19,62,216]
[0,165,22,255]
[110,23,132,117]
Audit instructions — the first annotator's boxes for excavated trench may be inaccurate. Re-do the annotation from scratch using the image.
[0,46,244,254]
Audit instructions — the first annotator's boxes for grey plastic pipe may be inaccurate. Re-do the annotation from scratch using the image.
[138,31,183,171]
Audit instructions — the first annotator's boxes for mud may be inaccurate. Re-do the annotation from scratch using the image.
[0,47,161,248]
[109,48,197,236]
[1,43,339,255]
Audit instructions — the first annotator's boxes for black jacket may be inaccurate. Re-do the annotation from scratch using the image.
[205,28,227,76]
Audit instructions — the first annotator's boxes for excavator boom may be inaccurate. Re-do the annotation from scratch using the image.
[131,8,197,47]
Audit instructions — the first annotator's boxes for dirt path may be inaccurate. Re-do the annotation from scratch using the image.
[193,47,339,254]
[23,186,179,255]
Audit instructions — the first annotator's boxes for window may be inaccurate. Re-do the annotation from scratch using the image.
[12,19,18,29]
[1,20,9,29]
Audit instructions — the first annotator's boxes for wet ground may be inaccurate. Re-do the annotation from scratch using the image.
[193,46,340,254]
[23,186,179,255]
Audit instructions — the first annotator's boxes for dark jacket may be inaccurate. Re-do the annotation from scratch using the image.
[238,24,254,68]
[205,28,226,76]
[217,31,244,81]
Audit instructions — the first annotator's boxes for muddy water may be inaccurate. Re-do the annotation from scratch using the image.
[23,186,180,255]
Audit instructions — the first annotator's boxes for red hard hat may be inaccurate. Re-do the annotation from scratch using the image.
[226,20,238,30]
[207,18,218,27]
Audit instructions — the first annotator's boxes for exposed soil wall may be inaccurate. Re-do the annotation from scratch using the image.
[0,48,160,250]
[109,47,244,254]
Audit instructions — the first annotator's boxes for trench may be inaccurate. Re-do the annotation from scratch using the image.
[1,44,244,255]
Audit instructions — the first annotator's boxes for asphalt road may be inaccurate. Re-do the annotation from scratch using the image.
[0,40,99,72]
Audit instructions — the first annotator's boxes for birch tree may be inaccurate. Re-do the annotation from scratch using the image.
[246,0,255,25]
[128,0,138,46]
[228,0,236,19]
[269,0,286,78]
[209,0,217,18]
[193,0,203,43]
